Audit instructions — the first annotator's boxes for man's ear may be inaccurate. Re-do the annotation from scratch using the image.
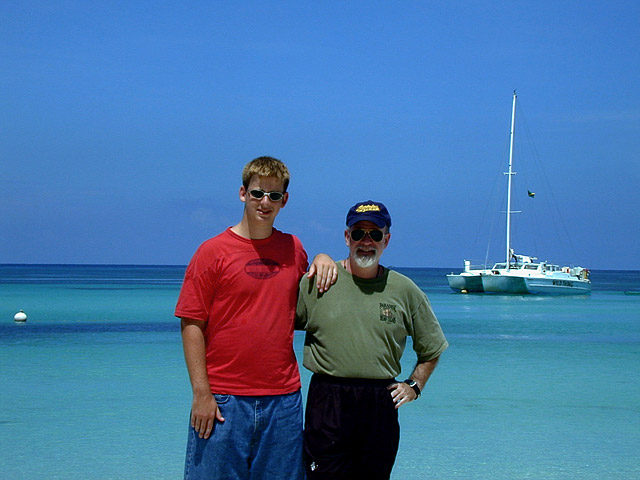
[239,185,247,203]
[382,232,391,249]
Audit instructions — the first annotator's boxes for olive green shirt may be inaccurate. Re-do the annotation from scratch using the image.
[296,262,448,379]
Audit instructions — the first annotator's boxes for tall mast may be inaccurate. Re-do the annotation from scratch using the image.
[505,90,517,268]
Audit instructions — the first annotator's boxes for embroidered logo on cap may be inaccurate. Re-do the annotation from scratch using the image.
[355,204,381,213]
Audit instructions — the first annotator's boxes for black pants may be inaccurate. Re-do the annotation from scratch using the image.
[304,374,400,480]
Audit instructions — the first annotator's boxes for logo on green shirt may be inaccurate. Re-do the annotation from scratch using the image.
[379,303,397,324]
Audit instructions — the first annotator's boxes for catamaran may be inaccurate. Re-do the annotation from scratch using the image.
[446,260,490,293]
[447,91,591,295]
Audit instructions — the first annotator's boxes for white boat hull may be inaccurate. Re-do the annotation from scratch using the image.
[482,272,591,295]
[524,276,591,295]
[447,273,485,293]
[481,274,527,294]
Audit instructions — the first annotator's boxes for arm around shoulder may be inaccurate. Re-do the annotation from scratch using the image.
[307,253,338,293]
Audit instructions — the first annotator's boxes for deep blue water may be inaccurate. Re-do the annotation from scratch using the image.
[1,265,639,479]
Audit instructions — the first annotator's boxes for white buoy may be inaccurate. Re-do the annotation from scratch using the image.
[14,310,27,323]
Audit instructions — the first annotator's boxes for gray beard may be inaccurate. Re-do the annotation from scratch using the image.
[353,251,380,269]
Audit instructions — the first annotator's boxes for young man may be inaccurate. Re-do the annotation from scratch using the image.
[296,200,448,479]
[175,156,336,480]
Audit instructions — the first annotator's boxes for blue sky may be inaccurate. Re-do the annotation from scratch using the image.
[2,1,639,269]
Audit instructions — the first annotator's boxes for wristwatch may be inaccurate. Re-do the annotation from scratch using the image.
[403,378,421,398]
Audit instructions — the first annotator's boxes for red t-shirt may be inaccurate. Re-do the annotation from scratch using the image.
[175,227,309,395]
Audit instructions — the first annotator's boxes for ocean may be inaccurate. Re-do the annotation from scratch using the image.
[1,265,639,479]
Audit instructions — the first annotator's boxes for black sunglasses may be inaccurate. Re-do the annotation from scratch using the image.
[249,189,285,201]
[350,229,385,242]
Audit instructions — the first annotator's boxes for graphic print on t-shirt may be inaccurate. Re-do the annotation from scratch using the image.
[379,303,397,324]
[244,258,281,279]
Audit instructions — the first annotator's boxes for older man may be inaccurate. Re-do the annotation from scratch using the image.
[296,200,448,479]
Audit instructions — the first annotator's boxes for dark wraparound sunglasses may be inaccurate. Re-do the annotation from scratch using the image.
[350,229,385,242]
[249,189,285,201]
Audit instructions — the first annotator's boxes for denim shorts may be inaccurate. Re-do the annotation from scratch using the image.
[184,390,304,480]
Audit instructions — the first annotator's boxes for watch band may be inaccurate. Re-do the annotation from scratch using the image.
[403,378,421,398]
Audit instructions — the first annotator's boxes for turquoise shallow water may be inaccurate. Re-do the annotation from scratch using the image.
[1,265,639,479]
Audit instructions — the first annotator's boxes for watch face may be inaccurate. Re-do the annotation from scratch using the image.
[405,380,420,397]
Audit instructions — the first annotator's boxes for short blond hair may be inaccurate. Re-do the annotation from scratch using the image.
[242,156,290,192]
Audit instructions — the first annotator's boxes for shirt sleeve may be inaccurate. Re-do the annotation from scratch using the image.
[174,245,217,322]
[411,296,449,363]
[294,275,311,330]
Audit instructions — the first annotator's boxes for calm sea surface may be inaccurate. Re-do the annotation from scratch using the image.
[1,265,639,479]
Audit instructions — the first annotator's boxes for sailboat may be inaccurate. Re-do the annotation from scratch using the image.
[447,91,591,295]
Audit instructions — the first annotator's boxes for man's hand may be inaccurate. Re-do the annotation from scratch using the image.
[387,382,418,409]
[307,253,338,293]
[181,317,225,440]
[388,357,440,409]
[191,392,225,439]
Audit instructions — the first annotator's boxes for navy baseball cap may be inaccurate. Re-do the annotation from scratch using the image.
[346,201,392,228]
